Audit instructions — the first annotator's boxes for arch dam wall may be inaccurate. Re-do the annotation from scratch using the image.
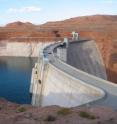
[30,40,117,109]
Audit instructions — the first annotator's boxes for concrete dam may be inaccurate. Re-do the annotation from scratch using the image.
[30,39,117,109]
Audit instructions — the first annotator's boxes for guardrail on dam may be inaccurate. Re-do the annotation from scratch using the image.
[30,39,117,109]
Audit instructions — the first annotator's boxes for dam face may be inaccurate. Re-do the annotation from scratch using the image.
[30,39,117,109]
[31,62,104,107]
[67,41,107,80]
[30,41,105,107]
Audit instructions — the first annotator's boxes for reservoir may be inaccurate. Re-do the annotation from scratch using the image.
[0,57,37,104]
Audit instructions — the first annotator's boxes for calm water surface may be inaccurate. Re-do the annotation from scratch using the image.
[0,57,37,104]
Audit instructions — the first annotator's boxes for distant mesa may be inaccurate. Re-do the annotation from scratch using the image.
[40,14,117,28]
[5,21,35,28]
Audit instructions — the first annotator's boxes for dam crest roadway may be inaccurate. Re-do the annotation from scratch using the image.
[30,37,117,109]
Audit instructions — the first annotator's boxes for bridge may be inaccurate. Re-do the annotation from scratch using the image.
[30,39,117,109]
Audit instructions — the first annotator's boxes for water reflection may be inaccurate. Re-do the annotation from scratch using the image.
[0,57,37,104]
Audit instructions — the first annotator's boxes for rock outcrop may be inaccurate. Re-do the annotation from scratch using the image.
[0,40,51,57]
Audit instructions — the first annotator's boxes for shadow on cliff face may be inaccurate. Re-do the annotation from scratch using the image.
[106,53,117,83]
[106,68,117,84]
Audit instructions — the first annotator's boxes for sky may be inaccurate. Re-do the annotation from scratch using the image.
[0,0,117,25]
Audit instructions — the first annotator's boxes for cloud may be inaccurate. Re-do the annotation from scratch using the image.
[8,6,41,13]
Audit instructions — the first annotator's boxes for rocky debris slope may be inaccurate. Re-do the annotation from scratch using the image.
[0,98,117,124]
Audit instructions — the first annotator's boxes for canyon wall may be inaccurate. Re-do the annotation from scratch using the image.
[0,41,52,57]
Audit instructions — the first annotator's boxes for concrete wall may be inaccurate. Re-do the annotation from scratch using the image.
[0,40,52,57]
[67,40,107,80]
[31,59,104,107]
[30,40,117,109]
[57,47,67,62]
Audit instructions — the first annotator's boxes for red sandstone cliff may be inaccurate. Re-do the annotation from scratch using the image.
[0,15,117,83]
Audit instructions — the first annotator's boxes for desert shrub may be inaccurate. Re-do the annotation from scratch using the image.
[16,106,26,113]
[79,111,96,120]
[57,108,71,115]
[44,115,56,122]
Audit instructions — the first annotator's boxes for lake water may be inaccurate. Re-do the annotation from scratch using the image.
[0,57,37,104]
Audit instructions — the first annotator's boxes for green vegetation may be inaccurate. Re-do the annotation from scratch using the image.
[57,108,71,116]
[44,115,56,122]
[16,106,26,113]
[79,111,96,120]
